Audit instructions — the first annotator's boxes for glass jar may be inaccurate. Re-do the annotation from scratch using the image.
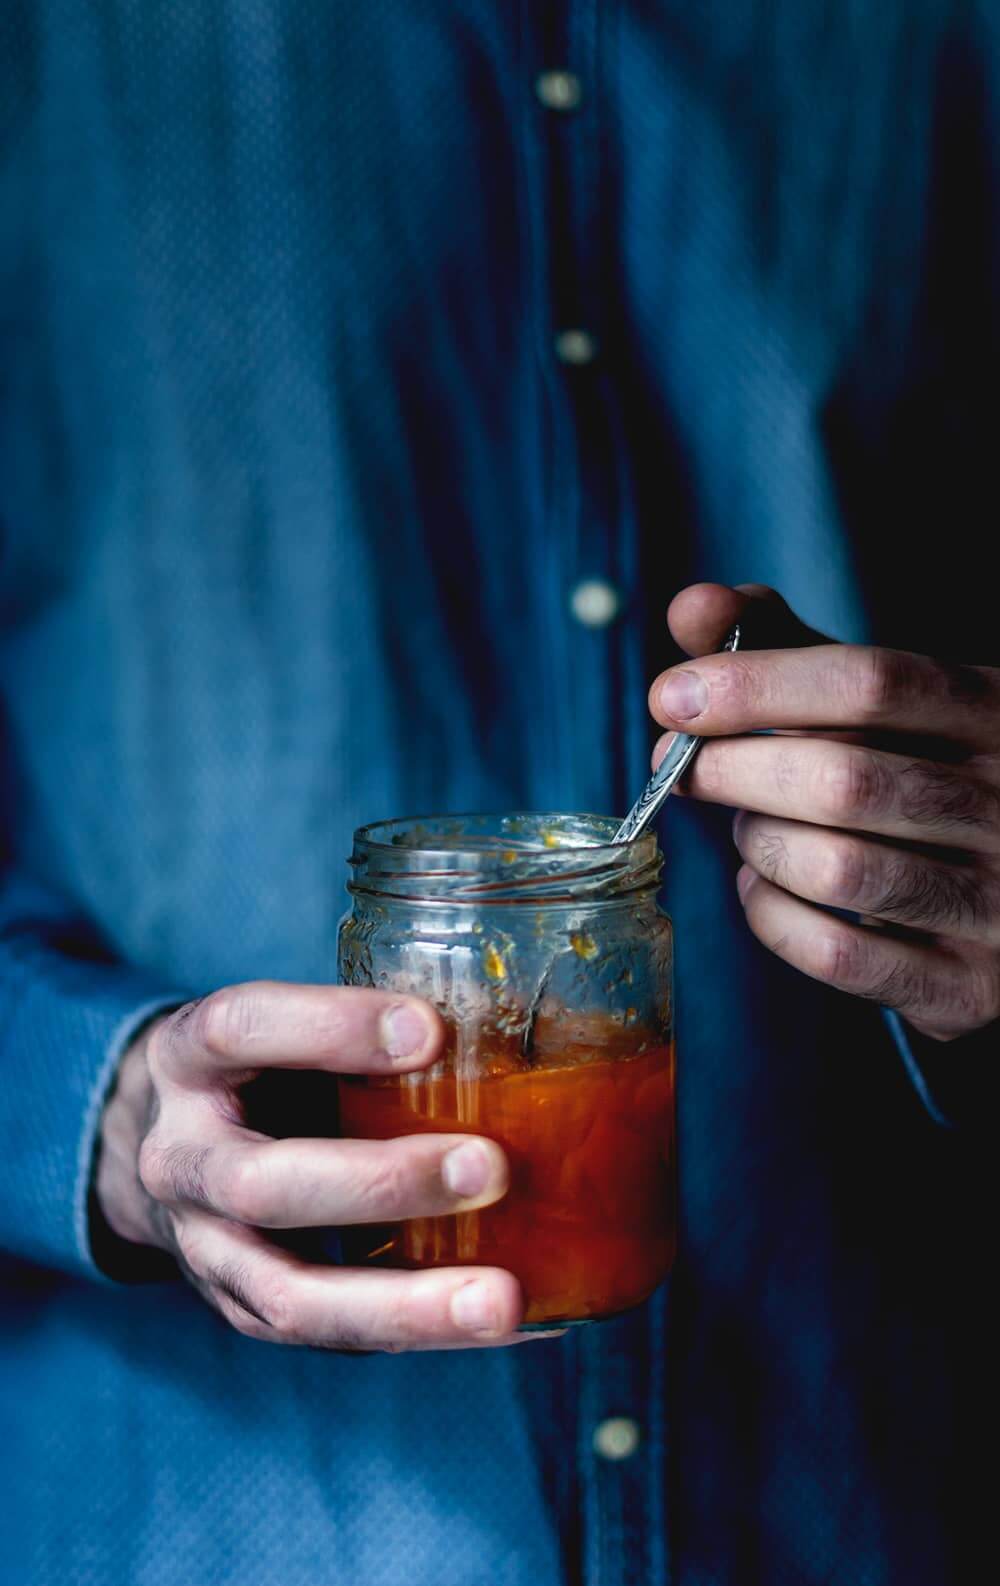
[337,812,675,1329]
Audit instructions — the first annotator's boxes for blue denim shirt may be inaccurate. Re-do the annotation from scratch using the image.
[1,4,994,1583]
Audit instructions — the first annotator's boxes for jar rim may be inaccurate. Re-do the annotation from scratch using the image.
[353,810,644,856]
[348,811,661,904]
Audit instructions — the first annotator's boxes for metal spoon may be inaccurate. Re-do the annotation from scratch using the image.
[611,622,741,842]
[520,623,741,1054]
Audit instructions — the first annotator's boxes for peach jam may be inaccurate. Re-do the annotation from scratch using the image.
[337,813,675,1327]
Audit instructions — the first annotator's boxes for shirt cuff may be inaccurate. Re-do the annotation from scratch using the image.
[0,953,185,1281]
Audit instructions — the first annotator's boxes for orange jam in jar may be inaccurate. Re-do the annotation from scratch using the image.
[338,814,675,1328]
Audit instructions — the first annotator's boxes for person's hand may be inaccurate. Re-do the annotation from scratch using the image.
[650,582,1000,1043]
[96,981,555,1350]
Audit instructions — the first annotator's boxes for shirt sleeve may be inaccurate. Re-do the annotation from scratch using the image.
[0,867,187,1281]
[882,1007,999,1131]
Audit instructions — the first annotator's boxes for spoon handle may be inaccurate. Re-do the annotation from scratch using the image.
[612,624,741,844]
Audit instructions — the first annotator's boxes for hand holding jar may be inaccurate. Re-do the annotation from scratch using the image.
[97,815,677,1345]
[95,981,560,1351]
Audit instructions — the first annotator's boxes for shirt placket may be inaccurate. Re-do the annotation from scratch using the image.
[520,3,669,1582]
[578,1287,670,1586]
[522,0,635,817]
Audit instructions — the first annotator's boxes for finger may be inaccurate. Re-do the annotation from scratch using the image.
[655,734,1000,854]
[140,1127,510,1226]
[650,639,1000,749]
[735,866,1000,1039]
[666,582,831,658]
[767,727,971,763]
[171,1213,560,1351]
[151,983,445,1088]
[733,811,1000,945]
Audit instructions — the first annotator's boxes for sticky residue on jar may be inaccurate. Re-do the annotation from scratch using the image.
[482,943,509,982]
[569,930,599,961]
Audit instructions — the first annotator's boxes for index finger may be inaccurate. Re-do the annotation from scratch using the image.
[649,644,1000,750]
[151,982,445,1088]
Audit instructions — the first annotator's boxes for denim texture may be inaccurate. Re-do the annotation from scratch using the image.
[1,4,995,1582]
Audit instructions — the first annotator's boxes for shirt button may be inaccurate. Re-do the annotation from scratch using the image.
[554,328,598,366]
[535,70,583,112]
[593,1416,642,1461]
[570,579,622,629]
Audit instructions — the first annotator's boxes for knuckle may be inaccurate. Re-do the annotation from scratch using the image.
[137,1136,172,1203]
[812,927,918,1007]
[815,836,869,909]
[215,1150,270,1225]
[256,1285,299,1341]
[712,656,757,714]
[191,987,248,1058]
[851,648,907,722]
[157,996,216,1072]
[697,738,740,799]
[212,1260,297,1339]
[811,927,870,991]
[154,1143,213,1208]
[214,1291,276,1343]
[810,929,848,987]
[184,981,276,1060]
[354,1148,412,1220]
[816,748,886,825]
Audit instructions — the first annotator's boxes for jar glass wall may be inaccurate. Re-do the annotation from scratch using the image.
[337,812,675,1329]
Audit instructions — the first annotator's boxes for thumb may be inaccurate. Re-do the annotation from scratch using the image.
[666,582,834,657]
